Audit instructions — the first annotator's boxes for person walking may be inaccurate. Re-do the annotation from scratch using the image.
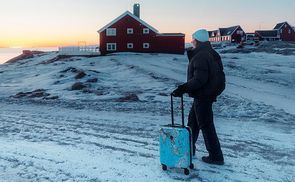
[172,29,225,165]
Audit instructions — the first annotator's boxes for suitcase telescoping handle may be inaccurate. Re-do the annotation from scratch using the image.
[170,94,185,127]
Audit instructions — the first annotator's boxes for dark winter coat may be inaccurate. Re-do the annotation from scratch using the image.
[184,42,225,101]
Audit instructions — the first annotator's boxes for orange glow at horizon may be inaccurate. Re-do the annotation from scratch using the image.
[0,35,99,48]
[0,24,260,48]
[1,0,294,48]
[0,19,260,48]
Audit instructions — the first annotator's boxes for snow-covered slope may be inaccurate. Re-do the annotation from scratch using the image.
[0,51,294,181]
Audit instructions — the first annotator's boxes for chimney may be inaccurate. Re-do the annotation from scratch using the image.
[133,3,140,18]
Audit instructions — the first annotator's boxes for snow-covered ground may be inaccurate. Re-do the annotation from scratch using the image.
[0,50,294,181]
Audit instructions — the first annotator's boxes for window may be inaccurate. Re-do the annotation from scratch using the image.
[127,43,133,49]
[289,29,291,34]
[143,43,150,49]
[106,28,116,36]
[143,28,149,34]
[106,43,116,51]
[280,29,283,33]
[127,28,133,34]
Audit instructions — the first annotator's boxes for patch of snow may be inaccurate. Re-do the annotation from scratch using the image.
[0,51,294,181]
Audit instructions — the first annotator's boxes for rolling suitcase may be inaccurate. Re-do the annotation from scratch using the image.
[159,94,194,175]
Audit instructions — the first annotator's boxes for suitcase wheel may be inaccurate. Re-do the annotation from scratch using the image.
[162,164,167,171]
[184,168,190,175]
[189,163,194,169]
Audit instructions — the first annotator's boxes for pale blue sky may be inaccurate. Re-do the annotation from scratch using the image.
[0,0,294,47]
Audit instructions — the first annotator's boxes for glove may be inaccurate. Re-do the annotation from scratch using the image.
[172,84,186,97]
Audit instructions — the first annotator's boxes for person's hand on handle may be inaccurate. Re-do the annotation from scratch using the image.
[172,84,186,97]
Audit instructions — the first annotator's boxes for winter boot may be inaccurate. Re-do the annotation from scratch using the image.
[202,156,224,165]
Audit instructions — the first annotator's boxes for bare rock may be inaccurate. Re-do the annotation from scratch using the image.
[12,89,52,99]
[14,92,27,98]
[117,94,139,102]
[71,82,87,90]
[75,71,86,79]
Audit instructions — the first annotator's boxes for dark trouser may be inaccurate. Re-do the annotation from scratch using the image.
[188,99,223,160]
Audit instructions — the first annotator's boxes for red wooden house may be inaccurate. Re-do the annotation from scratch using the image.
[273,22,295,41]
[255,22,295,41]
[97,4,185,55]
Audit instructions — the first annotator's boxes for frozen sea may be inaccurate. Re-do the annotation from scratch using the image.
[0,47,58,64]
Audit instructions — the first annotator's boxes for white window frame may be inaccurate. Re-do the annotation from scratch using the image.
[106,28,116,36]
[127,28,134,34]
[288,29,291,34]
[143,28,150,34]
[106,43,117,51]
[127,43,133,49]
[143,43,150,49]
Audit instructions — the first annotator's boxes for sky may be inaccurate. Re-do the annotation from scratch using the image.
[0,0,294,48]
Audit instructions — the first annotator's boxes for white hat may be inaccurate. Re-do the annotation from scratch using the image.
[192,29,209,42]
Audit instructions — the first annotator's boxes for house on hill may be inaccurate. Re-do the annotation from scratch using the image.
[208,25,245,43]
[273,22,295,41]
[255,21,295,41]
[97,4,185,55]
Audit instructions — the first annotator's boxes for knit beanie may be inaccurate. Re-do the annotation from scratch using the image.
[192,29,209,42]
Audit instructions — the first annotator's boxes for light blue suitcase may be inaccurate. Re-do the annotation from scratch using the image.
[160,95,194,175]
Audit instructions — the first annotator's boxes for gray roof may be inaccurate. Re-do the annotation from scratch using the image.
[97,11,158,33]
[273,22,288,30]
[255,30,278,37]
[209,25,242,38]
[221,26,240,36]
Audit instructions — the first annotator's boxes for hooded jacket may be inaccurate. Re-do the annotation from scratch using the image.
[184,42,225,101]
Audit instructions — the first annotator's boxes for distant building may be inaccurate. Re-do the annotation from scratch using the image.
[274,22,295,41]
[97,4,185,55]
[209,25,246,43]
[58,46,100,56]
[255,30,280,41]
[255,21,295,41]
[245,33,259,43]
